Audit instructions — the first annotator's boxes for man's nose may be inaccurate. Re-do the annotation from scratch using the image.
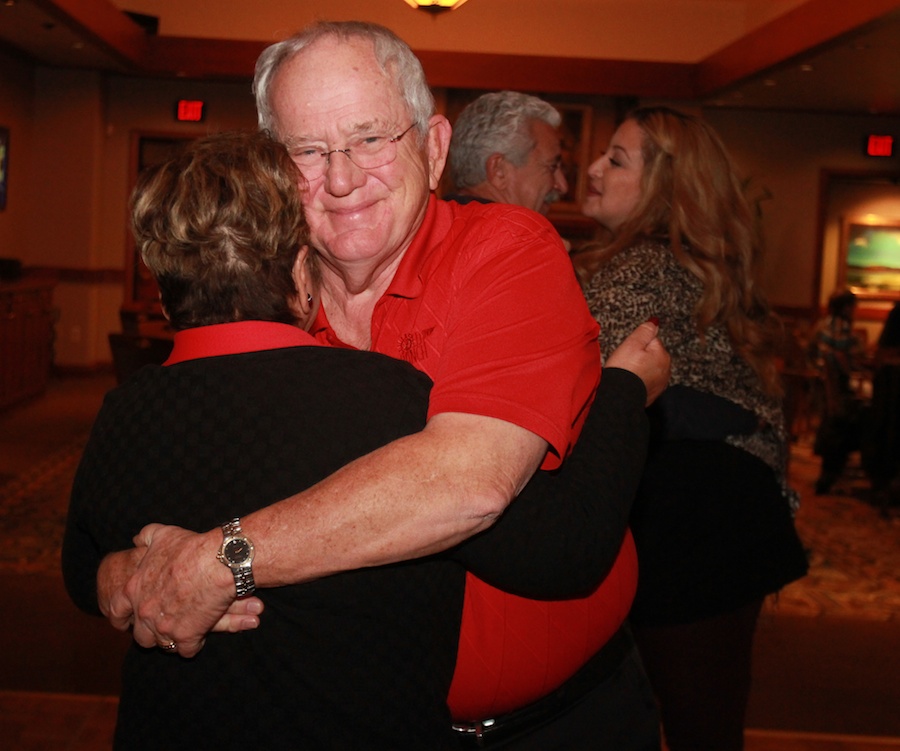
[554,166,568,195]
[323,150,365,195]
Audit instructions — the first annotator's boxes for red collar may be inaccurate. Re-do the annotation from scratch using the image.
[165,321,319,365]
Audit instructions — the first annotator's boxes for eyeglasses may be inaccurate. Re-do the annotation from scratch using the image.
[289,123,419,179]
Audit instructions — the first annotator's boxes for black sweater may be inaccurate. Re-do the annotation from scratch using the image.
[63,345,647,750]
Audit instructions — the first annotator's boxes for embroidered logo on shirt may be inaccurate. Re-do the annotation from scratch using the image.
[398,328,434,364]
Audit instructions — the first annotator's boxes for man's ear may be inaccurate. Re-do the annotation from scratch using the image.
[426,114,452,191]
[485,152,509,190]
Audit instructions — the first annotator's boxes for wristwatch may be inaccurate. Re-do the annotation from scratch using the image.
[217,517,256,598]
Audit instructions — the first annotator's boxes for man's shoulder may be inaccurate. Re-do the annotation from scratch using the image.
[445,196,550,222]
[442,193,492,207]
[439,198,560,246]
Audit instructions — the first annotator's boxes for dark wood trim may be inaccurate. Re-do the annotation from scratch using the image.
[25,266,125,284]
[415,51,694,98]
[140,37,696,98]
[26,0,900,101]
[857,304,894,322]
[26,0,900,103]
[694,0,900,97]
[32,0,148,68]
[144,36,266,80]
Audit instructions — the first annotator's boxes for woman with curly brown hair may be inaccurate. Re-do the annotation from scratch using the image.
[575,107,808,751]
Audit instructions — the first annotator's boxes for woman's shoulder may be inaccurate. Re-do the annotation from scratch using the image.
[600,237,680,277]
[610,236,669,260]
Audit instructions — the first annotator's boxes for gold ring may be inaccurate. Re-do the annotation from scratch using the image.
[160,641,177,651]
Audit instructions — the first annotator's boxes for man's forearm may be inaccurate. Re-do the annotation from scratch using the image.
[452,368,648,598]
[107,411,546,655]
[240,411,548,587]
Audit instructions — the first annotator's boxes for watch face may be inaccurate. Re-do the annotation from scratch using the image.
[223,538,252,565]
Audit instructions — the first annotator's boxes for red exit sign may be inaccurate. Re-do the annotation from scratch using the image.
[865,134,894,157]
[175,100,205,122]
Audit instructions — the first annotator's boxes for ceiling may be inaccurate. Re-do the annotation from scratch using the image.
[1,0,899,116]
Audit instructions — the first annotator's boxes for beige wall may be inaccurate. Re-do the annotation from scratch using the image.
[706,109,900,317]
[1,63,258,367]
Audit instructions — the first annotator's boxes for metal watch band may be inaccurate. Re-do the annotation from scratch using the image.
[222,518,242,538]
[219,517,256,598]
[232,565,256,599]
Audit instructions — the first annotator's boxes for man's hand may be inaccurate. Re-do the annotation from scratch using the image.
[98,547,144,629]
[97,525,264,658]
[605,319,671,405]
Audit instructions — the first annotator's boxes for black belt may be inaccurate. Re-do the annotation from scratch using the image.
[451,624,635,748]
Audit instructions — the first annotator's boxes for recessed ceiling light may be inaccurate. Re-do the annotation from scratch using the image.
[800,64,814,72]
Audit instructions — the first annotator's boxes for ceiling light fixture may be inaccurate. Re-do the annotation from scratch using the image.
[404,0,470,14]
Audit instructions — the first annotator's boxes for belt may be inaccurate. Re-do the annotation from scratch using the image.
[451,624,635,748]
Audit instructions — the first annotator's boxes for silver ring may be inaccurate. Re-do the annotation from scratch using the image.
[160,641,177,652]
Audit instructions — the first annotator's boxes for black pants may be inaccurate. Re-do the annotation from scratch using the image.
[634,600,763,751]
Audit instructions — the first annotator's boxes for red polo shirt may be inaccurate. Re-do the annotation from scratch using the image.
[312,196,638,718]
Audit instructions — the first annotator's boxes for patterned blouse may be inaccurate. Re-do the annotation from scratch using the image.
[582,238,797,508]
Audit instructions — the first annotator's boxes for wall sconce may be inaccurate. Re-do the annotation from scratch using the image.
[404,0,470,14]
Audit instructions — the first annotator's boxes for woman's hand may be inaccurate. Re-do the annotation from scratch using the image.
[605,319,671,405]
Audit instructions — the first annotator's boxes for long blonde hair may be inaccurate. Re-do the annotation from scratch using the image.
[574,106,782,395]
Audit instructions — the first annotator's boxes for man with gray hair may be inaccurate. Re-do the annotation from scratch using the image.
[447,90,569,215]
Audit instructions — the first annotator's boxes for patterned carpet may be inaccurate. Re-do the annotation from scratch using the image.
[0,434,88,575]
[1,431,898,623]
[765,439,900,622]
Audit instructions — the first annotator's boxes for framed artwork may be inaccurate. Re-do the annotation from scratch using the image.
[548,103,592,216]
[839,216,900,301]
[0,127,9,211]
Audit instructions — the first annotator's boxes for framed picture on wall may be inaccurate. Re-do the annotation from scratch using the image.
[839,216,900,301]
[548,103,592,216]
[0,127,9,211]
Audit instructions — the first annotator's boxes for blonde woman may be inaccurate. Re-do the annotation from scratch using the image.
[575,107,808,751]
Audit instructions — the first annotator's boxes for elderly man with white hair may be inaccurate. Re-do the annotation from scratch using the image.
[97,21,668,751]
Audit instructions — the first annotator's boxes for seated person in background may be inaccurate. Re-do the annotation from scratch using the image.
[809,289,867,494]
[95,23,670,750]
[62,130,660,750]
[445,90,569,217]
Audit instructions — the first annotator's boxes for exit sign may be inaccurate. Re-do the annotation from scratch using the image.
[865,134,894,157]
[175,100,205,123]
